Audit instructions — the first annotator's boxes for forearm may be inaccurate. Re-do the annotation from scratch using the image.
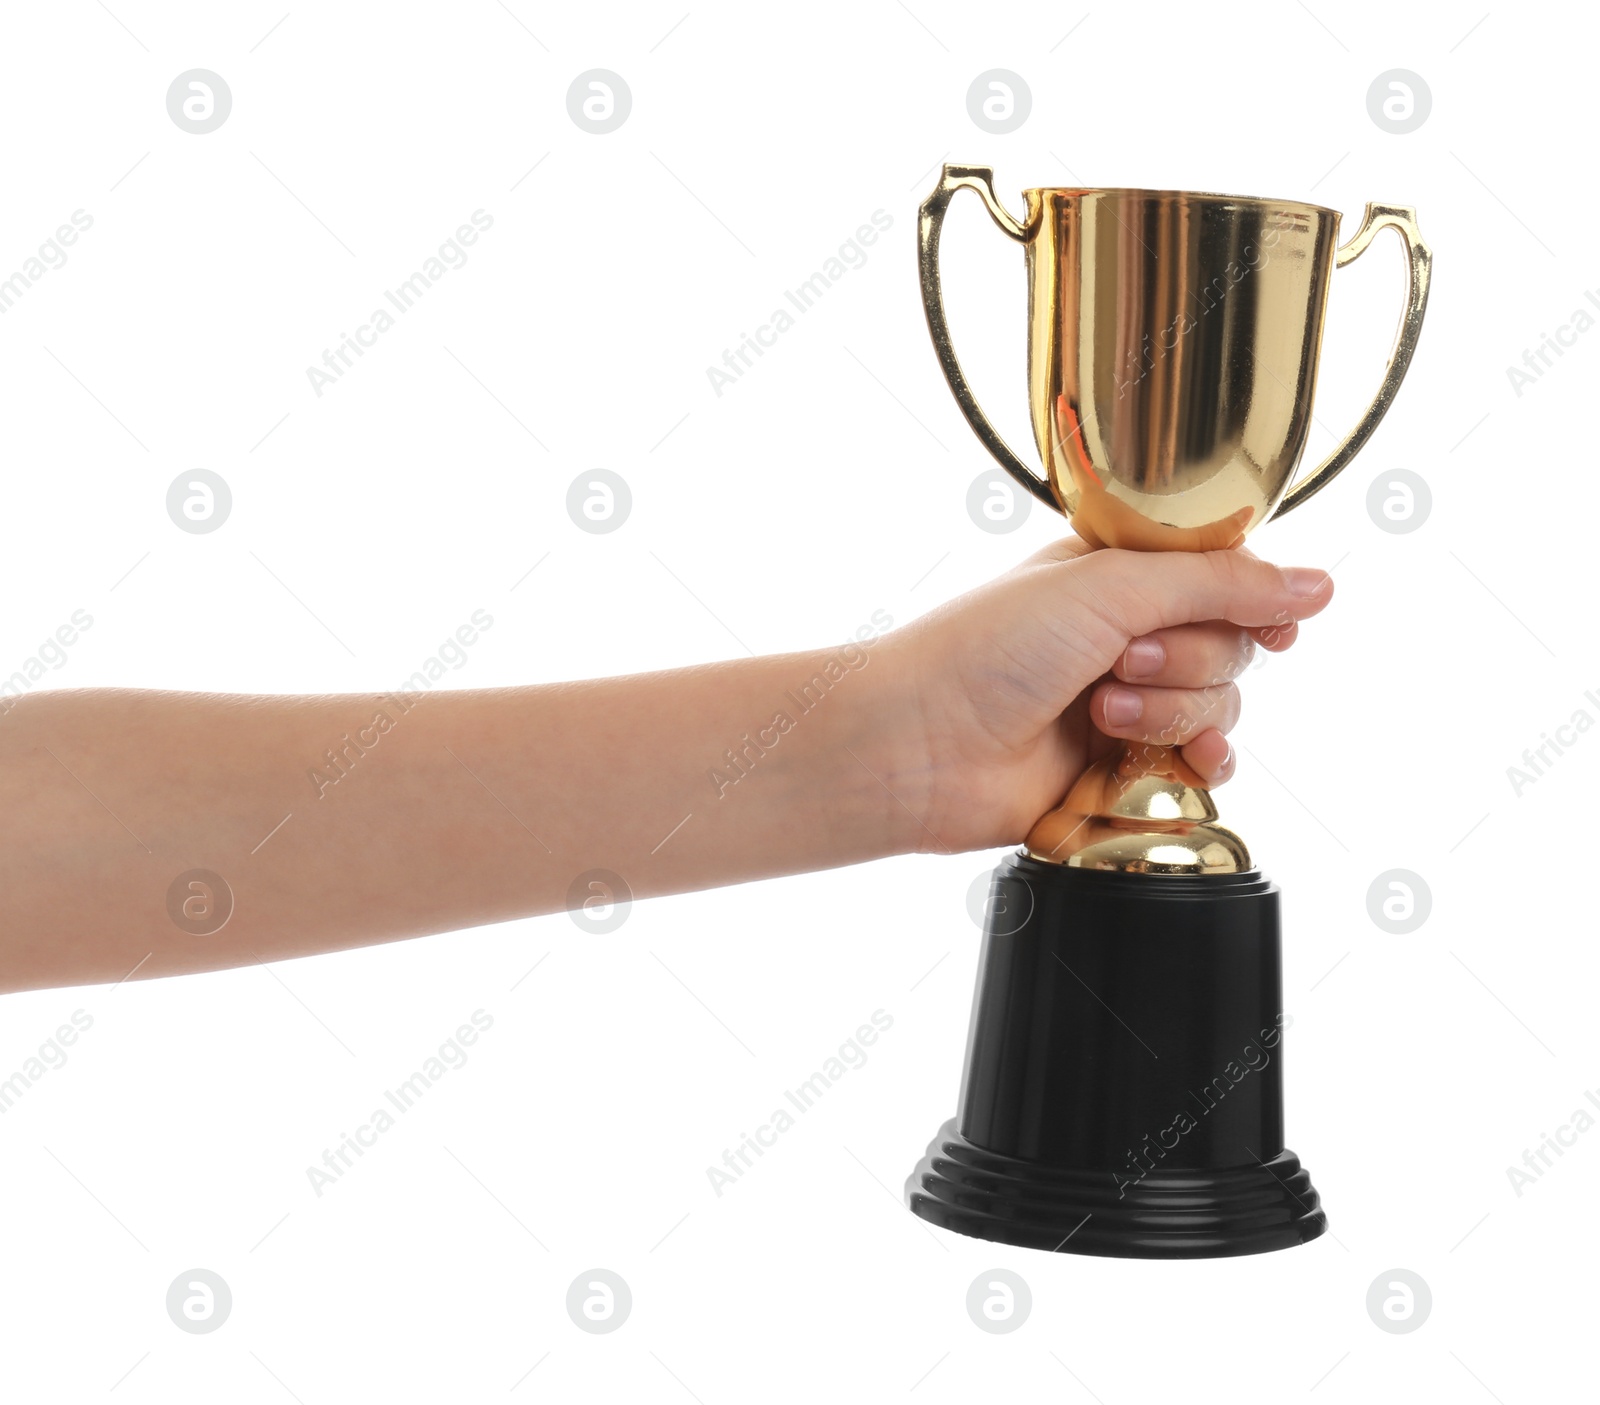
[0,643,922,993]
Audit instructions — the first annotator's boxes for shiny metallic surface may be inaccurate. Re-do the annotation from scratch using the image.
[918,164,1432,872]
[1023,746,1251,876]
[1024,185,1336,550]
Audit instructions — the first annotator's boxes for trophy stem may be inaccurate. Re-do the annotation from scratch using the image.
[1024,741,1251,875]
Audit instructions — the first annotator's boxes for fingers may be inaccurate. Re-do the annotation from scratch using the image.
[1180,728,1235,787]
[1091,679,1240,746]
[1065,549,1333,663]
[1113,621,1255,688]
[1254,619,1298,652]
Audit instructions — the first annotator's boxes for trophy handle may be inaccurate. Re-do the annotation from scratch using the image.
[1271,203,1434,519]
[918,164,1058,510]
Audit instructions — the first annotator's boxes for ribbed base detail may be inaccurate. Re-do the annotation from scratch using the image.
[907,1119,1326,1259]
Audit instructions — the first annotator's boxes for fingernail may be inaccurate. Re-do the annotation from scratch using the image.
[1284,568,1331,597]
[1103,687,1143,727]
[1122,637,1165,678]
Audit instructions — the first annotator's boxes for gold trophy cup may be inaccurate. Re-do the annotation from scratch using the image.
[920,166,1431,874]
[905,165,1432,1257]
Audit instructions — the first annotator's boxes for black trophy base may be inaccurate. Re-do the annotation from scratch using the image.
[908,1121,1324,1259]
[906,857,1326,1260]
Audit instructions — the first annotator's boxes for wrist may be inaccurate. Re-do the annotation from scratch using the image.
[804,631,939,861]
[687,633,942,875]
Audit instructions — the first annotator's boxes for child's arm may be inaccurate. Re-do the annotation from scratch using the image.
[0,539,1331,993]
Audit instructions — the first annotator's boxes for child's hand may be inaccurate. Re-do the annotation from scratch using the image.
[0,535,1333,992]
[874,537,1335,854]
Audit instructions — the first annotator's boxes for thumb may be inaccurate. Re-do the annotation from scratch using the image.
[1057,548,1333,666]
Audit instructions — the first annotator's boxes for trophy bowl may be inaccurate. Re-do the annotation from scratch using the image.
[1028,187,1341,553]
[920,166,1432,553]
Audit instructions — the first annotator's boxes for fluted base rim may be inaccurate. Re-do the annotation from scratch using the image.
[906,1119,1327,1259]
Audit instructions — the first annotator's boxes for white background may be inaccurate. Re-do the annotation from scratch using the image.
[0,1,1588,1400]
